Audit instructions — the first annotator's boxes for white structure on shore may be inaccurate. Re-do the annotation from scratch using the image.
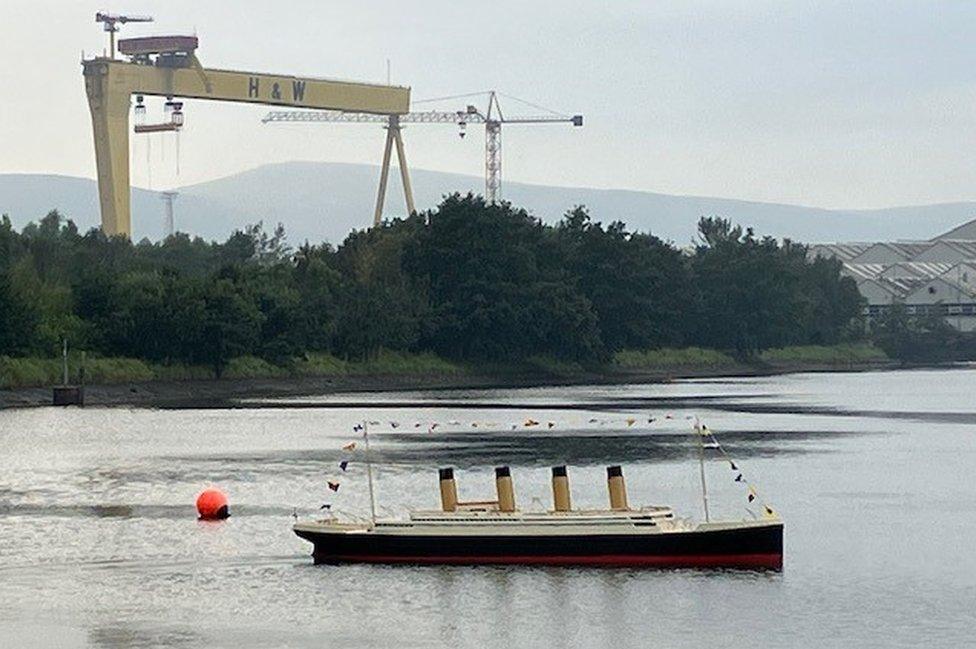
[810,219,976,331]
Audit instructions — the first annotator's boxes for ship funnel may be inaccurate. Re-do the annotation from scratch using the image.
[439,467,458,512]
[495,466,516,512]
[551,465,572,512]
[606,465,629,511]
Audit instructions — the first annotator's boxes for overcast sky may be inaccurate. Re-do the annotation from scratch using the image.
[2,0,975,209]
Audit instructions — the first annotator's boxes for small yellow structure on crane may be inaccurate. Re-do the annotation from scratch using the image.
[83,13,410,238]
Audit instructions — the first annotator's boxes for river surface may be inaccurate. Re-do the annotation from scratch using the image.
[1,368,975,648]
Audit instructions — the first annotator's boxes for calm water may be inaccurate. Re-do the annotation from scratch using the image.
[1,369,975,648]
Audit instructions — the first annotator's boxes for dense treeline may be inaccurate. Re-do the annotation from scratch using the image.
[870,303,976,362]
[0,194,864,375]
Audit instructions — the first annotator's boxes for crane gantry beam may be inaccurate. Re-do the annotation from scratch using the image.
[83,20,410,238]
[264,110,474,124]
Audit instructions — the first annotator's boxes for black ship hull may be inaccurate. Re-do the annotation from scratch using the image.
[295,521,783,569]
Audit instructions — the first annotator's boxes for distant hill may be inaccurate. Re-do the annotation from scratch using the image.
[2,162,975,245]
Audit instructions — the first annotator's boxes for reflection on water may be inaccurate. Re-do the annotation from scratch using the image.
[2,368,976,648]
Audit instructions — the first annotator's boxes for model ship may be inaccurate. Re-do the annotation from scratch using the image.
[293,463,783,569]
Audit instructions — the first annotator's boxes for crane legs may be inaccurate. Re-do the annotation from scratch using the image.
[373,115,416,227]
[394,127,416,217]
[85,64,133,237]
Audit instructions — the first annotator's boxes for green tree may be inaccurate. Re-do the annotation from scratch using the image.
[404,194,603,361]
[196,279,263,377]
[0,273,38,355]
[555,207,691,352]
[691,218,803,354]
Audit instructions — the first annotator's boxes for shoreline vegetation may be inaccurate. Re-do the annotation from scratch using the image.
[1,343,894,408]
[1,343,890,390]
[10,193,947,411]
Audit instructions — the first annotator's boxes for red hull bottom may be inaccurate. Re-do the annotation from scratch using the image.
[319,553,783,569]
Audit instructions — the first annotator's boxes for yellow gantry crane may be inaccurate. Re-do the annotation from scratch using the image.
[82,14,410,237]
[263,91,583,225]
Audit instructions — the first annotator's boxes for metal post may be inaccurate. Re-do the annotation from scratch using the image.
[161,191,177,237]
[695,419,710,522]
[373,118,396,226]
[392,118,416,215]
[62,339,69,386]
[363,421,378,525]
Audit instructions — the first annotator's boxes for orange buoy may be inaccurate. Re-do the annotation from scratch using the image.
[196,488,229,520]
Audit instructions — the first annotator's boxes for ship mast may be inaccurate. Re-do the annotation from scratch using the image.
[695,418,711,522]
[363,420,378,525]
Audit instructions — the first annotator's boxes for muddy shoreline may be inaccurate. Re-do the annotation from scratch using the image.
[0,360,901,410]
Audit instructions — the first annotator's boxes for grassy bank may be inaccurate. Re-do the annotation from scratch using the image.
[611,343,888,375]
[0,350,468,390]
[0,343,888,391]
[611,347,738,372]
[758,343,888,366]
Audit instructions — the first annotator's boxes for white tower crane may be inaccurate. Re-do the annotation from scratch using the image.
[262,91,582,225]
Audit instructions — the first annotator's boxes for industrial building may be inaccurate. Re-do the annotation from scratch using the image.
[809,219,976,331]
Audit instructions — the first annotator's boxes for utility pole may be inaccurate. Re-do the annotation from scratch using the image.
[161,191,178,237]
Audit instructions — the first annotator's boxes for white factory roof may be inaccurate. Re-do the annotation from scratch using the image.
[849,241,933,264]
[802,218,976,309]
[841,263,886,281]
[878,262,953,280]
[855,277,925,303]
[933,218,976,241]
[913,240,976,263]
[807,243,871,262]
[941,261,976,280]
[841,262,951,282]
[905,276,976,304]
[879,276,927,296]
